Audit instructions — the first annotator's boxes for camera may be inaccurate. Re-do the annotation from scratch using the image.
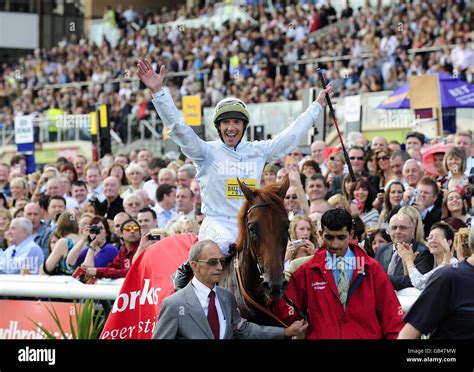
[379,188,385,194]
[292,239,305,248]
[89,224,101,235]
[148,229,161,241]
[409,189,419,206]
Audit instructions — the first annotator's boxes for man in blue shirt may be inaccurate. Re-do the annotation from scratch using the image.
[0,217,44,275]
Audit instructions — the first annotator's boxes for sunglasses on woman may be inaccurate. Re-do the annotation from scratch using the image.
[377,156,390,161]
[285,195,298,200]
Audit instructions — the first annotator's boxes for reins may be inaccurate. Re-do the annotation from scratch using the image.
[234,252,289,328]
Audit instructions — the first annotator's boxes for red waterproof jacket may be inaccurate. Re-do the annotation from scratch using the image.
[95,242,139,279]
[274,244,404,339]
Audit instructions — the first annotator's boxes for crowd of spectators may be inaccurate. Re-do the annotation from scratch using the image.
[0,0,472,142]
[0,129,472,284]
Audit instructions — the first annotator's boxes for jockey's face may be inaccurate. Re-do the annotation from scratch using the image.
[219,119,245,147]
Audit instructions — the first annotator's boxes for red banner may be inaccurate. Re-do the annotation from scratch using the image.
[100,234,198,339]
[0,300,76,339]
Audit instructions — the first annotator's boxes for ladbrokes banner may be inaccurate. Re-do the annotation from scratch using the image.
[100,234,198,339]
[0,300,76,339]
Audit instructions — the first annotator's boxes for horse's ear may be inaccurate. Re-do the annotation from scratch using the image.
[278,174,290,198]
[237,177,255,202]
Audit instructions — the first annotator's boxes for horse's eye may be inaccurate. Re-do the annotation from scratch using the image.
[249,224,259,240]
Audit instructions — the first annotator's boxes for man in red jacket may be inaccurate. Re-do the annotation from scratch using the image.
[274,208,404,339]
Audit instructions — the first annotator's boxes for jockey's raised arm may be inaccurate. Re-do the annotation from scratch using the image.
[151,90,208,162]
[259,102,324,163]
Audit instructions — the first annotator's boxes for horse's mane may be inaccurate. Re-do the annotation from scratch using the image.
[235,183,287,252]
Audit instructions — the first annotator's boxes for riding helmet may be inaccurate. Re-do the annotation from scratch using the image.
[213,97,250,142]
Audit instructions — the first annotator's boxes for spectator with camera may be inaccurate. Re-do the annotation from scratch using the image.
[84,218,143,279]
[66,216,118,269]
[284,215,318,273]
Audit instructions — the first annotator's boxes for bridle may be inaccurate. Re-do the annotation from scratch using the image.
[244,203,268,279]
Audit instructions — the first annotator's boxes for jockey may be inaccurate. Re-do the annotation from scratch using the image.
[137,58,333,255]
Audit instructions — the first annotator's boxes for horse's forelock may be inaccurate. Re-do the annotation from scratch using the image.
[257,185,287,218]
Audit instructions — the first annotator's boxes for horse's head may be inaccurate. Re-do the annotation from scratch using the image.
[236,176,290,302]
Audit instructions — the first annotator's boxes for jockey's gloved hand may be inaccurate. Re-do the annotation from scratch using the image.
[227,243,237,260]
[171,260,193,291]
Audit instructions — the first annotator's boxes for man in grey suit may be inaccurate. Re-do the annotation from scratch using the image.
[375,212,433,290]
[152,240,308,339]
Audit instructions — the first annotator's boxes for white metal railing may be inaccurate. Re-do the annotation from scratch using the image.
[0,275,123,300]
[0,274,419,313]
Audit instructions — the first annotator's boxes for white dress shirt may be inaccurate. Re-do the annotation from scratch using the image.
[87,184,106,203]
[191,277,226,339]
[143,179,158,202]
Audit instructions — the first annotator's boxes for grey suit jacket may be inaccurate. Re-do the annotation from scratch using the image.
[152,282,284,339]
[375,240,434,290]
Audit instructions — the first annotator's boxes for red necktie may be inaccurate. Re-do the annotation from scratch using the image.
[207,290,220,339]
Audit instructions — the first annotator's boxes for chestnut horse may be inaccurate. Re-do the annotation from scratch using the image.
[219,176,290,326]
